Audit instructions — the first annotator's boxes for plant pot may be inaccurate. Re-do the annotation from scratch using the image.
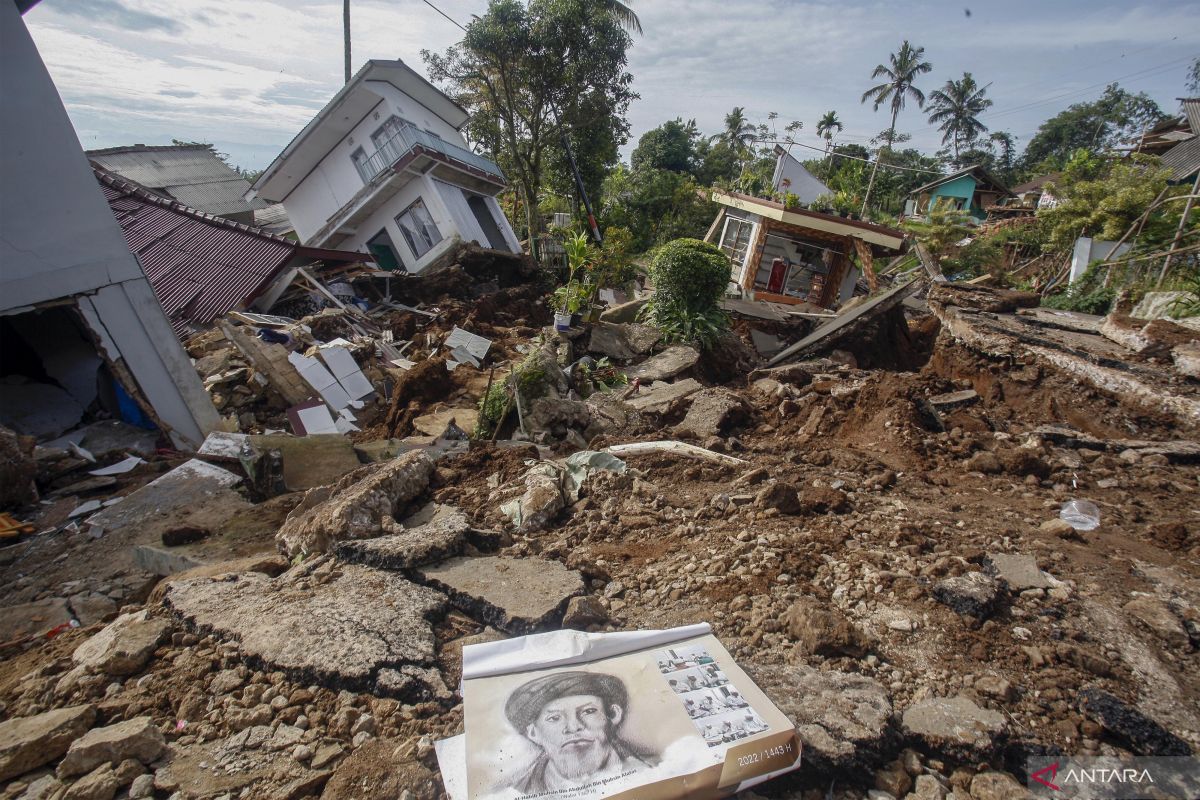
[571,312,583,327]
[554,312,572,332]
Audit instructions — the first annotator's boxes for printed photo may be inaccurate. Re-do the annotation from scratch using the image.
[664,665,730,695]
[692,708,770,748]
[656,644,718,673]
[491,671,662,794]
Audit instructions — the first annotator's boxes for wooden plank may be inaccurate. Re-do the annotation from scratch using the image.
[854,238,877,292]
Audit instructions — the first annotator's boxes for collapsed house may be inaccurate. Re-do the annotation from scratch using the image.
[904,164,1014,223]
[1,1,217,449]
[246,59,522,273]
[707,191,906,309]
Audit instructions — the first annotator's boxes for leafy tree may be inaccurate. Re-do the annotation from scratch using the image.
[423,0,637,249]
[926,72,993,162]
[692,139,742,187]
[631,118,697,173]
[859,40,933,212]
[596,0,642,34]
[1187,56,1200,94]
[904,206,973,261]
[639,239,730,348]
[1020,84,1165,171]
[599,165,717,250]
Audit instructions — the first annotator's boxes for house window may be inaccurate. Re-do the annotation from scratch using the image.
[395,198,443,259]
[351,147,374,183]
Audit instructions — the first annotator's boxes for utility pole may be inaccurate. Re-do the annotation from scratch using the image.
[551,104,602,246]
[343,0,351,84]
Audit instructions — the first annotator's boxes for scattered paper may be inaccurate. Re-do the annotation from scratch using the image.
[88,456,145,476]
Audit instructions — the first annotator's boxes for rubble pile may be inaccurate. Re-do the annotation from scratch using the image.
[1,278,1198,800]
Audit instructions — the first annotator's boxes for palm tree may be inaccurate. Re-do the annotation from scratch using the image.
[709,107,758,153]
[859,41,932,213]
[596,0,642,34]
[927,72,993,162]
[816,110,843,159]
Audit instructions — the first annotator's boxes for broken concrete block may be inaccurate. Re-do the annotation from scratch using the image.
[1077,688,1192,756]
[933,572,1001,621]
[335,504,469,569]
[985,553,1050,591]
[586,322,662,360]
[83,459,246,540]
[275,450,434,557]
[748,664,893,774]
[163,558,446,699]
[72,611,171,677]
[57,717,165,778]
[784,596,871,658]
[1122,596,1189,648]
[627,345,700,382]
[0,597,72,643]
[625,378,703,414]
[901,695,1006,757]
[501,464,565,533]
[0,705,96,782]
[415,556,584,634]
[673,388,747,439]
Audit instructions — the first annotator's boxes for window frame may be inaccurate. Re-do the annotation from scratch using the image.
[394,197,444,260]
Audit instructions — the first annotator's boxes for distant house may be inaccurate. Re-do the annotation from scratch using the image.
[1132,98,1200,184]
[771,145,831,205]
[247,59,521,274]
[905,165,1014,223]
[87,143,277,227]
[1009,174,1061,210]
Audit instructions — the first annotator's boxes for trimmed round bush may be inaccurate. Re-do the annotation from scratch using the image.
[648,238,731,312]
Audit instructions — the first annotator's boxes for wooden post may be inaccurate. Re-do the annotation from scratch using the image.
[743,220,768,295]
[853,238,877,292]
[1158,172,1200,287]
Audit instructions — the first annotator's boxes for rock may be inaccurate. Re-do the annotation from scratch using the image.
[748,664,893,773]
[973,675,1015,702]
[798,485,851,514]
[985,553,1050,591]
[969,771,1029,800]
[415,556,584,634]
[997,448,1051,479]
[335,504,469,569]
[754,483,801,515]
[1122,596,1189,648]
[874,760,911,798]
[319,738,440,800]
[783,597,871,658]
[933,572,1001,620]
[625,378,704,414]
[164,558,447,700]
[964,451,1002,474]
[0,598,72,643]
[1077,688,1192,756]
[0,705,96,782]
[57,717,165,779]
[911,774,948,799]
[673,388,747,438]
[112,759,144,785]
[901,695,1006,757]
[586,322,662,360]
[0,424,38,507]
[928,389,978,410]
[1174,341,1200,379]
[1039,518,1078,538]
[72,611,171,677]
[128,774,155,798]
[19,775,66,800]
[62,764,120,800]
[562,595,609,628]
[67,592,119,627]
[83,459,244,540]
[627,345,700,382]
[310,742,345,770]
[502,465,565,534]
[275,451,435,558]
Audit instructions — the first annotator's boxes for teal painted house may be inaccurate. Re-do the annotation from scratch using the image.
[906,165,1013,223]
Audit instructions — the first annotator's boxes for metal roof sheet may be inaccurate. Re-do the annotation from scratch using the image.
[1161,135,1200,182]
[88,146,266,218]
[1182,98,1200,136]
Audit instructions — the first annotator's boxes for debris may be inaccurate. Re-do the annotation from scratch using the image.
[673,388,748,439]
[586,322,662,360]
[624,378,703,413]
[927,389,978,409]
[1122,596,1189,648]
[627,345,700,382]
[1077,688,1192,756]
[335,504,470,570]
[72,610,172,676]
[984,553,1050,591]
[1059,499,1101,532]
[798,485,852,514]
[57,716,166,778]
[415,556,585,633]
[83,459,244,540]
[605,440,747,466]
[784,596,872,658]
[0,598,73,644]
[500,463,566,533]
[0,424,38,508]
[900,695,1006,757]
[86,455,145,476]
[562,595,610,628]
[933,572,1001,620]
[0,704,96,783]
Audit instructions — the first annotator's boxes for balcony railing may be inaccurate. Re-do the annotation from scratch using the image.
[357,125,504,185]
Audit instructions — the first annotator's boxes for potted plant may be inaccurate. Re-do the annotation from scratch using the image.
[552,231,595,331]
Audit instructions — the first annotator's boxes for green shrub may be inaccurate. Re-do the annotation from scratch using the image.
[639,238,731,349]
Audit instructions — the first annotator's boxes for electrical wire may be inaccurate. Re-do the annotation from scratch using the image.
[751,139,944,175]
[421,0,467,31]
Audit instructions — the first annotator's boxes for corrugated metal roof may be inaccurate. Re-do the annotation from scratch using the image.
[1182,98,1200,136]
[88,145,266,219]
[253,203,294,236]
[1161,135,1200,182]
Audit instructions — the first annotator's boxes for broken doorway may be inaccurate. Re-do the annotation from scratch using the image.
[466,195,510,251]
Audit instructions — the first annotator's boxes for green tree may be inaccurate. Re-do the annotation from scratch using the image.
[709,107,758,154]
[639,239,731,348]
[859,40,933,213]
[1187,56,1200,94]
[815,110,843,160]
[926,72,993,162]
[692,139,742,187]
[599,165,717,251]
[631,118,697,173]
[1020,84,1165,171]
[423,0,637,250]
[904,205,973,261]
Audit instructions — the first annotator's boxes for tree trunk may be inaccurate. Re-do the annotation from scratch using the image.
[521,178,540,262]
[343,0,351,84]
[861,104,898,215]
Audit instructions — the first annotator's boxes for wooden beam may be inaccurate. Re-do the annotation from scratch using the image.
[743,220,768,294]
[854,238,877,292]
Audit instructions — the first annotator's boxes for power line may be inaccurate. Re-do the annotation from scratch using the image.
[753,139,943,175]
[421,0,467,31]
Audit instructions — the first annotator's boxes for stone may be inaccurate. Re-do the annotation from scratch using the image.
[625,378,704,414]
[874,760,911,798]
[275,451,435,558]
[67,592,119,626]
[748,664,893,773]
[997,448,1051,479]
[268,725,305,752]
[0,424,38,507]
[208,669,245,695]
[1122,596,1189,648]
[798,485,851,514]
[57,717,165,779]
[18,774,65,800]
[912,774,947,799]
[1039,518,1078,538]
[1077,688,1192,756]
[985,553,1049,591]
[0,598,72,643]
[310,742,345,770]
[969,771,1029,800]
[165,558,446,699]
[928,389,978,409]
[755,483,801,514]
[562,595,609,628]
[964,451,1002,474]
[83,459,245,540]
[901,695,1006,757]
[973,675,1015,702]
[112,758,144,785]
[411,407,479,439]
[502,465,565,533]
[586,322,662,361]
[128,774,155,798]
[0,705,96,782]
[319,737,440,800]
[335,504,469,569]
[933,572,1001,620]
[673,388,747,439]
[72,611,171,677]
[62,764,120,800]
[416,556,584,634]
[783,597,871,658]
[627,345,700,383]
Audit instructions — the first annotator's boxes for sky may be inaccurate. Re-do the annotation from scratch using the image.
[22,0,1200,173]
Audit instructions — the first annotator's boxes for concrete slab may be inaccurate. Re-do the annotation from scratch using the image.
[0,597,72,642]
[625,379,703,414]
[628,346,700,382]
[335,504,469,569]
[84,460,245,540]
[414,556,584,634]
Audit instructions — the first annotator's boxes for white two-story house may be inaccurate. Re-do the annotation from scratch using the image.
[247,60,521,273]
